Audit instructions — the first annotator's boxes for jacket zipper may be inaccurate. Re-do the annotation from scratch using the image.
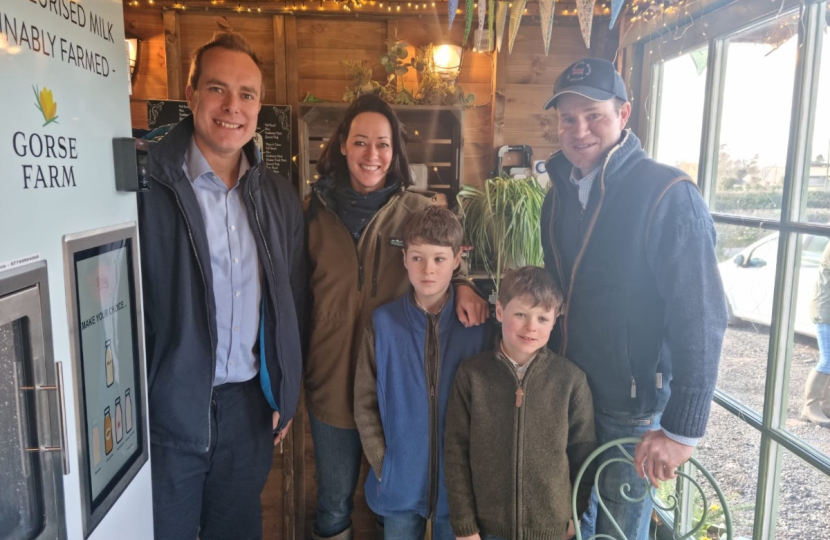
[249,185,283,428]
[154,176,216,452]
[425,315,440,520]
[371,234,382,297]
[513,365,526,540]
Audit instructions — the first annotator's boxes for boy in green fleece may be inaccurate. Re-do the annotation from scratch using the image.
[444,266,596,540]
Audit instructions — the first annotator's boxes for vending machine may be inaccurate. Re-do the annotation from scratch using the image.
[0,1,154,538]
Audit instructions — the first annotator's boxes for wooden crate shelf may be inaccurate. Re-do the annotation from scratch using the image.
[299,103,465,204]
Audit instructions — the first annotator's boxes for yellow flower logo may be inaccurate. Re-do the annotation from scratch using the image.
[33,86,59,127]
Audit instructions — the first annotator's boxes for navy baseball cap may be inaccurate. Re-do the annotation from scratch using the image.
[544,58,628,110]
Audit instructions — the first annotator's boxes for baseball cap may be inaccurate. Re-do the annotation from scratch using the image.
[544,58,628,110]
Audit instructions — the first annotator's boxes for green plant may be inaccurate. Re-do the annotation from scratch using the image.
[342,43,474,107]
[456,175,547,290]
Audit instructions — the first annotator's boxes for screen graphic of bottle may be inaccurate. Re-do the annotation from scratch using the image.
[115,397,123,444]
[104,407,113,455]
[125,388,133,433]
[105,339,114,387]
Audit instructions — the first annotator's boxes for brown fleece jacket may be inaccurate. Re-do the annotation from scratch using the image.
[444,347,596,540]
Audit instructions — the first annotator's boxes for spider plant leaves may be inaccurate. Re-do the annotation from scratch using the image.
[457,176,548,290]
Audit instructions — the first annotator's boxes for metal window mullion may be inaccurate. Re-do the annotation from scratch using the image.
[645,56,663,158]
[698,38,726,207]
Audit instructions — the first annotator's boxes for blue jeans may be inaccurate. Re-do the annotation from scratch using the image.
[580,409,662,540]
[816,324,830,374]
[308,410,364,538]
[383,513,454,540]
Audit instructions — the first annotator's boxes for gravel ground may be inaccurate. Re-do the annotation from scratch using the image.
[693,322,830,539]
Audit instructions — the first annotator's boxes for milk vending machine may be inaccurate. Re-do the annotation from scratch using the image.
[0,0,155,538]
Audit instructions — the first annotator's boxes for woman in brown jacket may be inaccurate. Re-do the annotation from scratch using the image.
[304,94,488,540]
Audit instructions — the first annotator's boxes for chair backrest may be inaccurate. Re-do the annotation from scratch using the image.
[572,437,733,540]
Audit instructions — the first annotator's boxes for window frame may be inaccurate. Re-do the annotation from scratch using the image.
[627,0,830,537]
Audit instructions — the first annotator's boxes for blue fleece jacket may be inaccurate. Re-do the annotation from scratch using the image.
[355,288,490,518]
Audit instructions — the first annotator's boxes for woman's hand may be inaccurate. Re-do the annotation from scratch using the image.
[454,283,490,326]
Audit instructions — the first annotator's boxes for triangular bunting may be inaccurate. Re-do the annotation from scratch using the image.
[488,0,495,50]
[464,0,474,43]
[576,0,596,48]
[507,0,527,54]
[539,0,556,56]
[609,0,624,29]
[477,0,486,50]
[495,1,508,52]
[448,0,458,29]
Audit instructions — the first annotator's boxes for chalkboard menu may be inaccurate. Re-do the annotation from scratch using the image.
[147,100,292,182]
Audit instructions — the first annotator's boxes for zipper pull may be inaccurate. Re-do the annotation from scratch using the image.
[631,377,637,399]
[430,385,435,398]
[515,387,524,408]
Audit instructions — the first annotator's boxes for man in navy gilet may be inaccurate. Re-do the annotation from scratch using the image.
[540,58,728,540]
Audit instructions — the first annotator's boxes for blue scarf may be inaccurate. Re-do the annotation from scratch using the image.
[333,178,400,242]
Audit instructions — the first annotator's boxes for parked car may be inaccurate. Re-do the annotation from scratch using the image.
[718,233,829,338]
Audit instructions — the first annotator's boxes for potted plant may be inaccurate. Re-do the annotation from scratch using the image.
[456,175,548,291]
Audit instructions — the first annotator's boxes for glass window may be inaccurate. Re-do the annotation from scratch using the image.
[716,223,776,411]
[694,404,760,538]
[0,319,45,539]
[712,16,799,219]
[787,233,830,458]
[802,7,830,224]
[653,47,708,180]
[778,449,830,538]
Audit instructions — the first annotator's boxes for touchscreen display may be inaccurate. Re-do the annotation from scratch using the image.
[73,239,142,507]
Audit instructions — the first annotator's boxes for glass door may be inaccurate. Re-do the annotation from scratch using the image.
[0,263,67,540]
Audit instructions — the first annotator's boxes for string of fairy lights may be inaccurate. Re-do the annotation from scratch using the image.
[125,0,614,18]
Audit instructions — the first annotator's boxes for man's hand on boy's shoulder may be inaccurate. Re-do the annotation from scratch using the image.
[457,534,481,540]
[454,283,490,326]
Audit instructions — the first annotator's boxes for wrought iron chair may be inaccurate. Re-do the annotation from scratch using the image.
[572,437,734,540]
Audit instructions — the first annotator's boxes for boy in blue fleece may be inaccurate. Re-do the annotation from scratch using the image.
[354,205,490,540]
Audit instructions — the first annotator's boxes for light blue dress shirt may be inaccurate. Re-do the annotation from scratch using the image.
[183,139,261,385]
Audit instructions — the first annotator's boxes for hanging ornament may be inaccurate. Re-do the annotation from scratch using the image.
[507,0,527,53]
[488,0,495,50]
[477,0,486,50]
[609,0,623,29]
[448,0,458,29]
[576,0,596,48]
[464,0,474,43]
[539,0,555,55]
[495,1,508,52]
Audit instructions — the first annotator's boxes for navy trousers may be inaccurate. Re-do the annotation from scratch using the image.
[151,378,274,540]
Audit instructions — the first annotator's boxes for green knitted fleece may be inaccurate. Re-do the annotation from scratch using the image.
[444,347,596,540]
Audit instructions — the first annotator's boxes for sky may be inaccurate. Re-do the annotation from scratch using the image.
[653,24,830,171]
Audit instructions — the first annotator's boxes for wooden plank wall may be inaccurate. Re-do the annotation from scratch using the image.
[122,7,617,540]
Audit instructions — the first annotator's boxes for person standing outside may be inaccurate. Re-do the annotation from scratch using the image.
[305,94,488,540]
[804,239,830,427]
[138,32,305,540]
[540,58,727,540]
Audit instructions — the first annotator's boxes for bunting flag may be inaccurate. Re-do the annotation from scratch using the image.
[488,0,495,50]
[507,0,527,53]
[464,0,474,43]
[539,0,556,55]
[477,0,487,50]
[448,0,458,29]
[609,0,624,29]
[576,0,596,48]
[495,1,508,52]
[690,48,709,75]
